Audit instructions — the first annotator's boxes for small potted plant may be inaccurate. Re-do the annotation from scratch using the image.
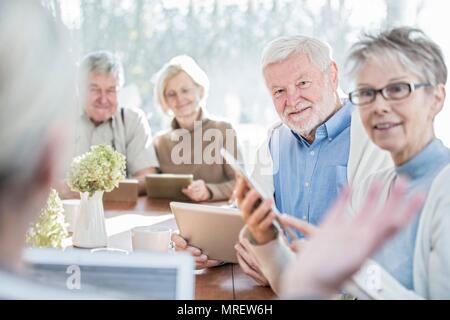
[68,144,126,248]
[26,189,68,248]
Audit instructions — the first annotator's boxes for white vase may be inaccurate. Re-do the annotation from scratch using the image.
[72,191,107,248]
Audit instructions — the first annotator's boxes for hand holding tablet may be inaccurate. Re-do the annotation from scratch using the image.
[145,173,193,201]
[171,202,244,264]
[220,148,298,242]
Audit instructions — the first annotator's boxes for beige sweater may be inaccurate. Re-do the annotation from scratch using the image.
[153,110,242,201]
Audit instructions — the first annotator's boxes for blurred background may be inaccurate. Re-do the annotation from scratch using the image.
[41,0,450,162]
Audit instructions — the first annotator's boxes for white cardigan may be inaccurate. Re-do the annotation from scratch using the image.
[344,164,450,299]
[240,109,394,296]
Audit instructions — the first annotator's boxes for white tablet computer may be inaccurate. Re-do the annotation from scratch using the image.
[145,173,193,201]
[22,247,195,300]
[170,202,244,264]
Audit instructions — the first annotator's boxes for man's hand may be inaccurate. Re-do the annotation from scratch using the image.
[134,166,157,195]
[182,180,212,202]
[234,175,278,245]
[278,215,317,252]
[235,239,269,286]
[279,214,318,238]
[171,233,223,269]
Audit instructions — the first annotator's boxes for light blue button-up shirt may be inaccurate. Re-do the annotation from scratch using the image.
[269,100,354,237]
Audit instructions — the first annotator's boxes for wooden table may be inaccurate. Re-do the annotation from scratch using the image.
[103,197,275,300]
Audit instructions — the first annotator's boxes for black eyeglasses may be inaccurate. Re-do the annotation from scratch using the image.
[349,82,431,106]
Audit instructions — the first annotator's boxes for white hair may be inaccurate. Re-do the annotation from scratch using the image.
[79,50,125,88]
[347,27,447,86]
[0,1,76,187]
[153,55,210,113]
[261,35,334,72]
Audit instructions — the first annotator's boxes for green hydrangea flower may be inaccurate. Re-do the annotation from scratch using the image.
[67,144,126,197]
[26,189,68,248]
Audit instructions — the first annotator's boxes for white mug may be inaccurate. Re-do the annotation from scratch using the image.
[131,226,172,253]
[61,199,80,233]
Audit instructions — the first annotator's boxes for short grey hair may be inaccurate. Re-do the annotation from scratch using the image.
[79,50,125,88]
[261,35,334,72]
[346,27,447,86]
[153,55,210,114]
[0,1,76,187]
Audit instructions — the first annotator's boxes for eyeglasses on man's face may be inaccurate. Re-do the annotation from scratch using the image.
[348,82,431,106]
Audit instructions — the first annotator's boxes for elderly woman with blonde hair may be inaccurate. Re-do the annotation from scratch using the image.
[152,55,242,203]
[153,55,243,269]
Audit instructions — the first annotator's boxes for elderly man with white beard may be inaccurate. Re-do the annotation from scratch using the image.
[233,35,392,291]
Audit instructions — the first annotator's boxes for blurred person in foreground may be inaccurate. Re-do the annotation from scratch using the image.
[236,27,450,299]
[0,0,81,298]
[153,55,242,268]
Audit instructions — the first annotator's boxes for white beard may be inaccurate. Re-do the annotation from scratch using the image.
[282,89,338,139]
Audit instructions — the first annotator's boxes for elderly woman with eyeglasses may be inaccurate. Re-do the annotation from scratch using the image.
[285,27,450,299]
[234,27,450,300]
[339,27,450,299]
